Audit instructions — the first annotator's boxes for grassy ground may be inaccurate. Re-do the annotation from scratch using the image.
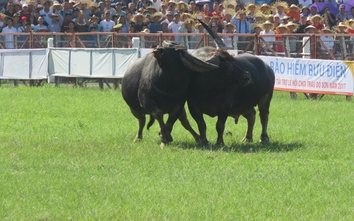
[0,85,353,220]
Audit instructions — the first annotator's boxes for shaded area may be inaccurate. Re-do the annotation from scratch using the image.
[172,141,304,153]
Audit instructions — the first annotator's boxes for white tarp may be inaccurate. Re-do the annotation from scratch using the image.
[0,49,48,79]
[48,48,138,78]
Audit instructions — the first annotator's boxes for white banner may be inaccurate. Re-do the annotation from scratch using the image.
[0,49,48,79]
[48,48,138,78]
[260,56,354,96]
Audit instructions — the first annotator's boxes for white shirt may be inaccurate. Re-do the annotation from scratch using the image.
[2,26,18,49]
[320,36,335,50]
[39,9,53,26]
[168,21,183,43]
[100,19,115,32]
[260,30,275,49]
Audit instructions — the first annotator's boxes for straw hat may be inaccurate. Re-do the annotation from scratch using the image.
[246,3,257,11]
[345,19,354,28]
[225,22,235,29]
[26,0,37,7]
[224,8,235,17]
[223,0,236,9]
[90,2,98,8]
[254,12,264,20]
[13,2,22,7]
[286,21,299,30]
[260,3,270,10]
[177,1,188,9]
[304,25,317,31]
[151,12,163,19]
[272,1,288,12]
[276,23,289,31]
[195,22,203,29]
[251,23,262,30]
[261,20,274,29]
[52,1,62,9]
[133,13,144,21]
[310,14,323,23]
[168,0,177,5]
[321,27,334,33]
[334,22,347,32]
[40,0,53,6]
[289,4,300,11]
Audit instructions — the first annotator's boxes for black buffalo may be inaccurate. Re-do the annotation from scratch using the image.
[121,41,251,146]
[187,21,275,145]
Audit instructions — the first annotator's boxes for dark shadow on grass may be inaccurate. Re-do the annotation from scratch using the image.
[172,141,304,153]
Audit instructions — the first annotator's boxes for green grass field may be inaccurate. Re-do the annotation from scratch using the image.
[0,85,353,220]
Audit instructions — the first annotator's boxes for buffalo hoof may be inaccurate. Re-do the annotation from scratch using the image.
[133,137,142,142]
[259,134,269,143]
[197,139,209,146]
[241,137,253,143]
[223,130,233,136]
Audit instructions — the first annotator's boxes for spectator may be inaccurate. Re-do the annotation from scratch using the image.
[348,6,354,19]
[87,25,98,48]
[71,8,80,22]
[287,4,300,23]
[231,10,251,34]
[117,15,128,33]
[275,24,288,53]
[136,0,152,10]
[273,1,288,20]
[311,14,324,31]
[19,3,31,22]
[223,22,237,49]
[166,1,176,14]
[18,16,29,32]
[4,2,15,18]
[287,21,299,52]
[75,12,89,32]
[222,9,235,28]
[94,2,106,21]
[88,15,102,32]
[148,12,163,33]
[12,13,21,29]
[39,0,53,25]
[260,21,275,50]
[322,6,336,28]
[59,0,73,18]
[66,20,76,33]
[201,3,212,17]
[179,18,197,48]
[88,2,99,17]
[113,2,126,17]
[168,11,182,43]
[189,1,199,14]
[300,6,310,18]
[308,5,319,19]
[127,2,136,15]
[296,14,310,33]
[34,16,48,32]
[260,4,271,16]
[320,27,335,52]
[151,0,161,12]
[101,11,115,32]
[246,3,256,18]
[177,1,188,14]
[212,1,222,17]
[2,17,17,48]
[61,12,72,32]
[104,0,117,14]
[161,10,173,24]
[132,12,147,32]
[47,13,62,32]
[336,4,350,21]
[160,2,167,15]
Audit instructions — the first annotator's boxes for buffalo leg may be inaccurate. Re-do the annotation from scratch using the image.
[188,103,208,145]
[131,109,146,142]
[154,111,173,146]
[241,108,256,143]
[216,114,228,146]
[258,94,273,143]
[177,108,200,142]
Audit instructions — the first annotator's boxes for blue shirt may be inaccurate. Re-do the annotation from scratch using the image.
[231,17,251,34]
[148,22,162,33]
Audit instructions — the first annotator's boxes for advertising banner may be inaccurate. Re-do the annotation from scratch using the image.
[259,56,354,96]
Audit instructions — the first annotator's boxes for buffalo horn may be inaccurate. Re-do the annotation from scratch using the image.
[198,19,227,51]
[180,50,219,72]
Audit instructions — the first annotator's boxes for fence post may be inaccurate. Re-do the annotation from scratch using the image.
[311,34,317,59]
[253,34,259,55]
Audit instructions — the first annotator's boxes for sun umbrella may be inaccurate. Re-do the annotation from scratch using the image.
[309,2,339,15]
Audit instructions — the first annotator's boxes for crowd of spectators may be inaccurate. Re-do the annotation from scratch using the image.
[1,0,354,49]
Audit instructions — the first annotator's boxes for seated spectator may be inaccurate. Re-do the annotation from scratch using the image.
[287,4,300,23]
[19,3,31,22]
[245,3,256,18]
[148,12,163,33]
[88,15,102,32]
[132,13,147,32]
[113,2,126,18]
[74,12,89,32]
[273,1,288,20]
[275,24,288,53]
[311,15,324,31]
[260,21,275,50]
[300,5,309,18]
[12,13,21,29]
[260,4,271,16]
[34,16,48,32]
[336,4,350,21]
[296,14,310,33]
[320,27,335,52]
[4,2,15,18]
[308,5,319,19]
[117,16,128,33]
[223,22,237,49]
[322,7,336,29]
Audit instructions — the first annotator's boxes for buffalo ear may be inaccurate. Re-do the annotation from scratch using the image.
[152,47,164,66]
[179,50,219,72]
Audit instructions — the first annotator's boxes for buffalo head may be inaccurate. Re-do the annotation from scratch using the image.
[152,41,219,73]
[196,20,252,86]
